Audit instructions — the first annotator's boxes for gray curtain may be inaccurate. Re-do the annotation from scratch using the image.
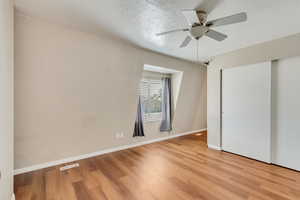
[160,77,172,132]
[133,96,145,137]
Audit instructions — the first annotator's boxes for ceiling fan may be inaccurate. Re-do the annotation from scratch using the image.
[156,10,247,48]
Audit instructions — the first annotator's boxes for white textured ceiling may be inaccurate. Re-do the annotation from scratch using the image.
[15,0,300,62]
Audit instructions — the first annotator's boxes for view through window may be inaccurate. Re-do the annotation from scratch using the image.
[140,78,163,122]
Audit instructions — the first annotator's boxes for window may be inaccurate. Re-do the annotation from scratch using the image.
[139,78,163,122]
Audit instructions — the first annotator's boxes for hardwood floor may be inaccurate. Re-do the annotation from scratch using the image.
[14,131,300,200]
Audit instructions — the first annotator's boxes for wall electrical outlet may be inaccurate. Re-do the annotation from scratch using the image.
[115,132,125,139]
[120,132,124,138]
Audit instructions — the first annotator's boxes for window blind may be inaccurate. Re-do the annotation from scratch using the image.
[139,78,163,122]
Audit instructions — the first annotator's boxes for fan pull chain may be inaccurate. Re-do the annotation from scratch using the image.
[196,39,199,63]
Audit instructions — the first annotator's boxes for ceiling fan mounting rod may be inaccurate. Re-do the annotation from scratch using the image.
[196,10,207,25]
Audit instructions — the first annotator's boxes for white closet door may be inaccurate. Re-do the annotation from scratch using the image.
[222,62,271,163]
[272,57,300,171]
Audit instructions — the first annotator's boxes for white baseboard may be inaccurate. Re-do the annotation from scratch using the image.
[208,144,222,151]
[11,193,15,200]
[14,128,207,175]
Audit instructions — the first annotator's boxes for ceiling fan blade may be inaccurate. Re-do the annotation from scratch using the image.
[205,29,227,41]
[181,9,200,26]
[180,36,192,48]
[156,28,189,36]
[206,12,247,27]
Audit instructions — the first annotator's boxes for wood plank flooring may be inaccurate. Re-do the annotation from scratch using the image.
[14,131,300,200]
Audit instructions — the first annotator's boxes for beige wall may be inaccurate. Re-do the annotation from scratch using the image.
[14,13,207,169]
[207,33,300,148]
[0,0,14,199]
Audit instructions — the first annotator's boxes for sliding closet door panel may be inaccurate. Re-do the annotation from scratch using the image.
[272,58,300,171]
[222,62,271,163]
